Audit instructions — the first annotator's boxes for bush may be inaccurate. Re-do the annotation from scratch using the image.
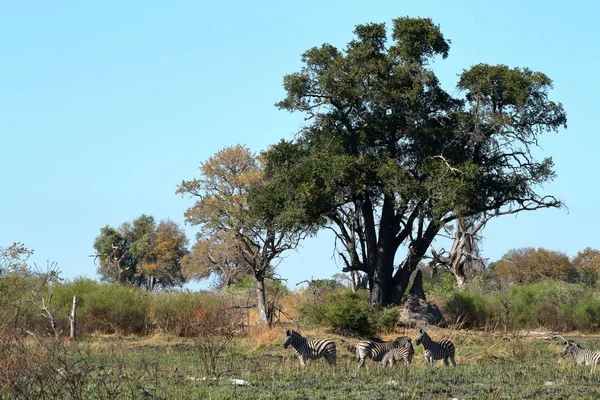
[422,271,455,300]
[369,306,400,334]
[573,296,600,331]
[506,281,586,331]
[150,291,220,336]
[444,290,490,329]
[298,289,401,336]
[439,280,600,332]
[299,289,374,336]
[53,279,149,335]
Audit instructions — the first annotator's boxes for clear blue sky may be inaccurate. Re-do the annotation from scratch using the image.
[1,1,598,289]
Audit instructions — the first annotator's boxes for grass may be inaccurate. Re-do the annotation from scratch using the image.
[5,328,600,399]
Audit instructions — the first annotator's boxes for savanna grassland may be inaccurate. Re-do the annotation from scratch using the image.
[7,328,600,400]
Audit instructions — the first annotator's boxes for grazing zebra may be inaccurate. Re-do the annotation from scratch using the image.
[283,330,336,366]
[381,340,415,367]
[355,336,411,368]
[415,328,456,367]
[559,336,600,373]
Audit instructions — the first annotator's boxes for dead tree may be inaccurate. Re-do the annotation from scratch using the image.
[429,217,486,289]
[430,197,562,289]
[69,295,77,341]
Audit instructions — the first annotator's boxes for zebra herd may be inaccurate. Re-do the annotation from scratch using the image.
[284,329,600,372]
[283,328,454,368]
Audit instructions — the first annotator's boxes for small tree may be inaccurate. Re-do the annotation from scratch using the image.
[182,231,252,289]
[572,248,600,286]
[178,145,309,325]
[92,215,188,291]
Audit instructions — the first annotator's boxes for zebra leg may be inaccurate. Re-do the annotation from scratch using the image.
[298,354,306,367]
[450,355,457,367]
[443,357,449,367]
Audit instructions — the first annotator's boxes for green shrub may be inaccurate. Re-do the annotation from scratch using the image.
[299,289,374,336]
[53,279,149,335]
[422,271,455,299]
[573,296,600,331]
[439,281,600,332]
[506,281,586,331]
[369,306,399,334]
[299,288,402,336]
[506,284,542,329]
[0,272,53,336]
[150,291,221,336]
[444,290,489,329]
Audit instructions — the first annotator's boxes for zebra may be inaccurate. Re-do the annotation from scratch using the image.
[415,328,456,367]
[283,329,336,366]
[380,339,415,367]
[355,336,412,368]
[559,336,600,373]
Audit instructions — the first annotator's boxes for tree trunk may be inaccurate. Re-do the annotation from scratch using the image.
[453,263,467,290]
[255,272,269,325]
[69,294,77,341]
[369,251,395,307]
[370,223,441,307]
[350,271,367,292]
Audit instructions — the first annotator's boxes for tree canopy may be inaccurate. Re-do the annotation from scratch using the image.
[251,17,566,307]
[572,248,600,286]
[492,247,576,284]
[93,215,188,291]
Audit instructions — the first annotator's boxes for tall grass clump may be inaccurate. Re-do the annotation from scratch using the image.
[150,290,221,336]
[53,279,149,335]
[506,281,586,331]
[443,289,490,329]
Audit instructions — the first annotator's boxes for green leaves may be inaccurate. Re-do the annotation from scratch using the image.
[390,17,449,63]
[93,215,188,290]
[458,64,567,138]
[262,16,567,305]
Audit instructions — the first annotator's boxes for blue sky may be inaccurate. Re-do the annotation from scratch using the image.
[1,1,598,289]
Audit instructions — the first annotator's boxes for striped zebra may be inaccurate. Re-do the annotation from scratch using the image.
[355,336,411,368]
[559,336,600,373]
[283,330,336,366]
[380,340,415,367]
[415,328,456,367]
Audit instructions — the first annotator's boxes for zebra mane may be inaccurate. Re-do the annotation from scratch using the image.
[559,336,583,348]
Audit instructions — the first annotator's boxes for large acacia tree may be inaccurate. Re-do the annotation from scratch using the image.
[252,17,566,307]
